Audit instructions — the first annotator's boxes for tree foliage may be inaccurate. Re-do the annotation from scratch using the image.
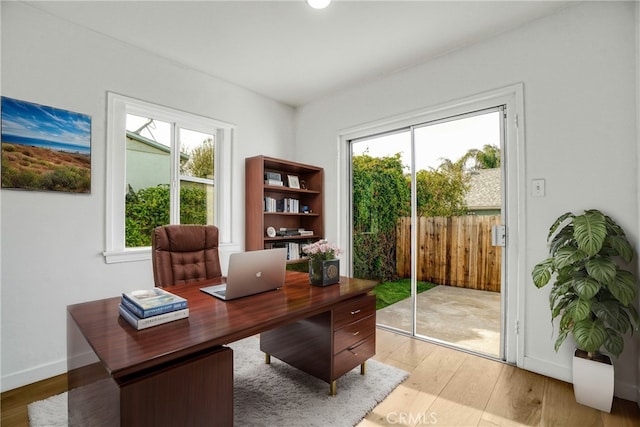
[415,167,469,217]
[352,153,409,281]
[181,137,214,179]
[459,144,501,170]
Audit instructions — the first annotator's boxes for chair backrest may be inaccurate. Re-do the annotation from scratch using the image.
[152,225,222,287]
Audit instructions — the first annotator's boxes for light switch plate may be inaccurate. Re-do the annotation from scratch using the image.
[532,179,545,197]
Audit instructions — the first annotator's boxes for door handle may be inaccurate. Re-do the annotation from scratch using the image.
[491,225,506,247]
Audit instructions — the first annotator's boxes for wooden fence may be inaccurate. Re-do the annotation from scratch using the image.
[396,215,502,292]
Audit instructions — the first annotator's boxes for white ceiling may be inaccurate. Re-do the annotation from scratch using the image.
[26,0,573,107]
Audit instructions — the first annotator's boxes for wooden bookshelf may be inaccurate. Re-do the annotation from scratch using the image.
[245,155,324,262]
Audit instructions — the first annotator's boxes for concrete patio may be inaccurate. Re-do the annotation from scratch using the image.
[376,285,501,357]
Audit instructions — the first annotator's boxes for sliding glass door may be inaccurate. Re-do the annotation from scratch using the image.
[350,108,505,358]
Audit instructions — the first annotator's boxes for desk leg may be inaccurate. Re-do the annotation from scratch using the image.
[329,381,337,396]
[265,353,271,364]
[68,313,119,426]
[361,361,366,375]
[120,346,233,427]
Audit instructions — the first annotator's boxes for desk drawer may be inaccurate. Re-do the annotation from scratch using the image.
[334,315,376,354]
[333,335,375,379]
[333,294,376,330]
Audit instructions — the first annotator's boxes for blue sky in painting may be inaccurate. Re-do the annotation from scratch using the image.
[1,97,91,154]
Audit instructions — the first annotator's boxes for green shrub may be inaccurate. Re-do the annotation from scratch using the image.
[180,186,208,225]
[352,154,409,282]
[125,184,209,247]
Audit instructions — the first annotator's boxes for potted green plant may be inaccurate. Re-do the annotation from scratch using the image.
[532,209,639,412]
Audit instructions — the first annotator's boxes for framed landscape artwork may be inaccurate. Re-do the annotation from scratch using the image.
[1,96,91,193]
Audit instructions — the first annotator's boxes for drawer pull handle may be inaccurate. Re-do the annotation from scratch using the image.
[353,331,360,336]
[350,309,361,315]
[348,343,362,354]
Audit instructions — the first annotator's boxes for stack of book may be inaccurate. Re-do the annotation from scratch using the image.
[276,227,301,236]
[264,171,283,186]
[119,288,189,330]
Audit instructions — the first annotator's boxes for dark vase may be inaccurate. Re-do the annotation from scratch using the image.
[309,259,340,286]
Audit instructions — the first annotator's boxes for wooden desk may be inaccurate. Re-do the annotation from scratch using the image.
[67,271,377,427]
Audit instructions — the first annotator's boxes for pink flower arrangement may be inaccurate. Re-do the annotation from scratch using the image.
[302,239,341,261]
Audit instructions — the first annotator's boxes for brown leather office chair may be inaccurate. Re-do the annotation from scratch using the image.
[152,224,222,287]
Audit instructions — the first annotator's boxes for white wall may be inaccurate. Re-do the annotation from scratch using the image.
[296,1,639,401]
[0,2,295,391]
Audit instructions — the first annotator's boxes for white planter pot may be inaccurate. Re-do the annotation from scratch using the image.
[572,349,614,413]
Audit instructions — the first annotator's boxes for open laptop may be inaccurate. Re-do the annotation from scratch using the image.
[200,248,287,301]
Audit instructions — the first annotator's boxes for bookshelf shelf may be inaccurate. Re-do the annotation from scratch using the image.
[263,212,320,217]
[264,185,321,195]
[264,235,321,242]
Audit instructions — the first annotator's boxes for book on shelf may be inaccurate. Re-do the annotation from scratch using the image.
[276,198,299,213]
[121,288,188,318]
[287,242,301,260]
[264,196,278,212]
[119,304,189,330]
[277,227,301,236]
[266,241,302,260]
[264,179,283,186]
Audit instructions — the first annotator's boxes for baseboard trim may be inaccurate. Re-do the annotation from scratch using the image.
[616,380,639,403]
[522,355,638,402]
[523,355,571,382]
[1,358,67,393]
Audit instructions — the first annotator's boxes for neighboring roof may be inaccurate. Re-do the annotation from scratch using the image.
[465,168,501,210]
[126,131,189,161]
[126,131,170,153]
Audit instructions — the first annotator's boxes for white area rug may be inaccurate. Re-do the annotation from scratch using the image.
[29,335,408,426]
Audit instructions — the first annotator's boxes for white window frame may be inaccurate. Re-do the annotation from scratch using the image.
[104,92,235,264]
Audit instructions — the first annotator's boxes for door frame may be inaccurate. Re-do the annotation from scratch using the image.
[338,84,526,365]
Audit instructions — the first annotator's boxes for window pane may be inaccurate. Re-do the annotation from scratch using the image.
[125,114,172,247]
[179,128,215,225]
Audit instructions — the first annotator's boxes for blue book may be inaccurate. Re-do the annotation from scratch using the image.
[119,304,189,330]
[121,288,188,318]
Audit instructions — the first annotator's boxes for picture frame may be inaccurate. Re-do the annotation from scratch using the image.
[1,96,91,193]
[287,174,300,189]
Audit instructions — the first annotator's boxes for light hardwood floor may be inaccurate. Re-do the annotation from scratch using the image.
[2,328,639,427]
[359,328,640,426]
